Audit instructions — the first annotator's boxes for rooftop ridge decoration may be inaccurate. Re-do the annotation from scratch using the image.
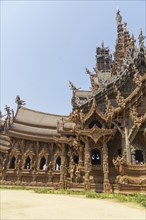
[15,95,26,108]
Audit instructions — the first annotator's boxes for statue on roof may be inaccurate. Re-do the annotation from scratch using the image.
[0,111,6,129]
[116,10,122,25]
[15,95,25,107]
[138,29,146,47]
[123,22,127,32]
[4,105,11,130]
[85,67,99,91]
[5,105,11,116]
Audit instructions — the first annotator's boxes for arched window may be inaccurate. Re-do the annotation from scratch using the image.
[135,150,144,164]
[40,156,46,170]
[91,149,101,165]
[117,148,122,157]
[9,156,16,169]
[73,155,79,164]
[24,156,31,169]
[55,156,61,171]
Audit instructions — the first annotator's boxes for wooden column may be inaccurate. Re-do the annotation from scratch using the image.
[124,126,132,163]
[79,144,84,167]
[59,144,66,189]
[84,137,91,190]
[102,141,111,193]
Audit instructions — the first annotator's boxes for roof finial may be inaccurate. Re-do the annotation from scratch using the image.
[101,40,104,48]
[69,81,78,92]
[116,9,122,25]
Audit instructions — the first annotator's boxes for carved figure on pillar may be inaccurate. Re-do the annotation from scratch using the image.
[102,142,111,193]
[70,159,75,182]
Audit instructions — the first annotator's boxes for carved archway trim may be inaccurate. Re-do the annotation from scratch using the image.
[76,126,116,143]
[83,98,106,126]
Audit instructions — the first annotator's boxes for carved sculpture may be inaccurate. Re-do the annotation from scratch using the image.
[138,29,146,47]
[15,95,25,107]
[114,86,126,108]
[116,10,122,25]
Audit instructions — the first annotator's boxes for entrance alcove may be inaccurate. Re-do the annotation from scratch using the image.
[40,156,46,170]
[55,156,61,171]
[73,154,79,164]
[117,148,122,157]
[24,156,31,169]
[9,156,16,169]
[135,150,144,163]
[91,149,101,165]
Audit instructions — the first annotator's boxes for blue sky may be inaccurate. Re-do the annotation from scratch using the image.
[1,0,146,116]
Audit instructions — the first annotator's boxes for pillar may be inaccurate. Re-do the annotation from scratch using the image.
[59,144,66,189]
[102,141,111,193]
[84,138,91,190]
[79,144,84,167]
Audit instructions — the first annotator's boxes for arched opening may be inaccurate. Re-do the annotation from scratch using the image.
[135,150,144,164]
[73,155,79,164]
[55,156,61,171]
[89,119,102,129]
[24,156,31,169]
[91,149,101,165]
[117,148,122,157]
[9,156,16,169]
[40,156,46,170]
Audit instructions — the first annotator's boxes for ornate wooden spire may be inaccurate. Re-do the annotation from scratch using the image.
[112,10,125,74]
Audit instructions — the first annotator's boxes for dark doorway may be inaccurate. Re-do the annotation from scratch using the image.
[40,156,46,170]
[117,148,122,157]
[24,156,31,169]
[73,155,79,164]
[135,150,144,163]
[91,149,101,165]
[55,156,61,171]
[9,156,16,169]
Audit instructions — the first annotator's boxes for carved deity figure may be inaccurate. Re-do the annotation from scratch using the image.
[15,95,25,107]
[75,164,81,183]
[86,67,100,91]
[138,29,146,47]
[116,10,122,25]
[114,86,125,108]
[70,159,75,182]
[123,22,127,32]
[0,111,6,129]
[133,69,142,87]
[112,156,126,175]
[105,95,114,121]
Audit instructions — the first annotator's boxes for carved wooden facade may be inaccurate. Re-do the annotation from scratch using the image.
[0,11,146,193]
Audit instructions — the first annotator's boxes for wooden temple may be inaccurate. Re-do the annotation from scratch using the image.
[0,11,146,193]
